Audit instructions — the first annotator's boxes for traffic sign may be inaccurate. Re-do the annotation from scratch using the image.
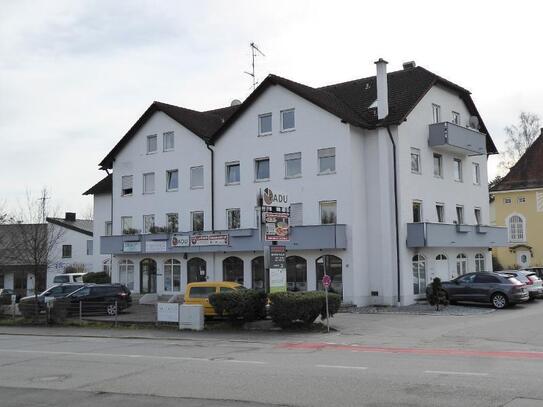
[322,274,332,289]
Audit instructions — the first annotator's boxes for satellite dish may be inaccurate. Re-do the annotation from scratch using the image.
[469,115,480,129]
[230,99,242,106]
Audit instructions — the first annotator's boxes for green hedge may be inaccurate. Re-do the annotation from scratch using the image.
[209,289,267,322]
[83,272,111,284]
[268,291,341,328]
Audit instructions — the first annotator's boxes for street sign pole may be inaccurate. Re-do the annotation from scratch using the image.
[325,286,330,333]
[322,260,331,333]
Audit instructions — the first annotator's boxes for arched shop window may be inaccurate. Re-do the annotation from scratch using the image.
[316,255,342,296]
[164,259,181,291]
[223,256,244,285]
[187,258,207,283]
[475,253,485,273]
[412,255,426,295]
[286,256,307,291]
[251,257,265,291]
[119,260,134,290]
[456,254,468,275]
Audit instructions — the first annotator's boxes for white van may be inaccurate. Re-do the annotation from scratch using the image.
[52,273,88,284]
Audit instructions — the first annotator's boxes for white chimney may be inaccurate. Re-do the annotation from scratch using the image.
[374,58,389,119]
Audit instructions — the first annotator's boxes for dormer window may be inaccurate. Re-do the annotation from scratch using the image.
[258,113,272,136]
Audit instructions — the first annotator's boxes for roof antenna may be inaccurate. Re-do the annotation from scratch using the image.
[244,42,265,90]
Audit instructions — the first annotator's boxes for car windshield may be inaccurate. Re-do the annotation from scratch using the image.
[53,275,69,283]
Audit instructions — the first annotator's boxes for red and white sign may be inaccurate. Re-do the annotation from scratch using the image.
[190,234,229,247]
[264,212,289,241]
[322,274,332,289]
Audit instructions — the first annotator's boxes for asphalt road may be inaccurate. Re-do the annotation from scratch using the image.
[2,303,543,406]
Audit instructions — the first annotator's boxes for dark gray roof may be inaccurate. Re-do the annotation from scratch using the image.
[46,217,93,236]
[83,173,112,195]
[491,130,543,192]
[98,65,497,170]
[0,224,48,269]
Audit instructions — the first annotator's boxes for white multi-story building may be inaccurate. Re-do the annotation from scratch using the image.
[85,60,507,305]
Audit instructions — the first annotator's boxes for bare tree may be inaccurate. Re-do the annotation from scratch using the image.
[6,188,65,294]
[499,112,541,171]
[81,203,94,220]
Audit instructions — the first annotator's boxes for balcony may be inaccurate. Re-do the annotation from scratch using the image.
[428,122,486,156]
[100,224,347,255]
[406,222,508,248]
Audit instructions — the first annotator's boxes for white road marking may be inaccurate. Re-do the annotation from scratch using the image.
[424,370,489,377]
[224,359,267,365]
[316,364,368,370]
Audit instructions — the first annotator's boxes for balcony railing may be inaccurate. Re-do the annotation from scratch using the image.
[406,222,508,248]
[429,122,487,155]
[100,224,347,255]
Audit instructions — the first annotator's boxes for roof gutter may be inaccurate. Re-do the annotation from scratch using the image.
[386,125,401,304]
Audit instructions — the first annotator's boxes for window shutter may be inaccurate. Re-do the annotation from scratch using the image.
[318,148,335,158]
[290,203,303,226]
[122,176,133,189]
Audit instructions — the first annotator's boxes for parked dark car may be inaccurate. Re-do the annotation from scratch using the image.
[64,284,132,316]
[0,288,21,305]
[426,272,529,309]
[18,283,85,317]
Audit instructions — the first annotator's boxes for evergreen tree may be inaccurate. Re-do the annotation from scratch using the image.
[427,277,449,311]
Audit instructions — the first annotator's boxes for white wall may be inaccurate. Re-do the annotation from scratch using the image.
[93,192,112,273]
[112,111,212,234]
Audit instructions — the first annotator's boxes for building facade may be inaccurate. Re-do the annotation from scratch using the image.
[490,130,543,269]
[86,60,507,305]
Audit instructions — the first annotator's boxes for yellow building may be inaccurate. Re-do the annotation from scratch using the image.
[490,130,543,269]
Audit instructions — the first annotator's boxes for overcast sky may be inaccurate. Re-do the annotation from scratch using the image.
[1,0,542,217]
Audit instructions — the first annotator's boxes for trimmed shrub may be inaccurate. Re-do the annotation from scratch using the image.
[209,289,267,323]
[269,291,341,328]
[426,277,449,311]
[83,272,111,284]
[49,298,71,324]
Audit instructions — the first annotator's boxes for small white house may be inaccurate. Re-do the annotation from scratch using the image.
[85,59,508,305]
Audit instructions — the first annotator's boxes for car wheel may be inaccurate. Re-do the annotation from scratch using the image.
[106,304,117,316]
[491,293,508,309]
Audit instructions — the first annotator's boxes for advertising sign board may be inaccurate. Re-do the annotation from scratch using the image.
[145,240,167,253]
[123,241,141,253]
[269,246,287,293]
[171,234,190,247]
[262,187,289,208]
[265,212,289,241]
[190,234,229,247]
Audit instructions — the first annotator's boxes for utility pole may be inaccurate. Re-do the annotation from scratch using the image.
[38,189,49,223]
[244,42,265,90]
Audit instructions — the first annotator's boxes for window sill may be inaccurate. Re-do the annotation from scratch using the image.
[121,194,133,197]
[190,186,204,190]
[434,175,443,179]
[280,128,296,133]
[142,192,155,195]
[411,171,422,175]
[258,132,272,137]
[225,182,240,186]
[166,189,178,192]
[285,175,302,180]
[146,151,157,155]
[454,179,463,183]
[163,149,174,153]
[317,171,336,176]
[254,179,270,183]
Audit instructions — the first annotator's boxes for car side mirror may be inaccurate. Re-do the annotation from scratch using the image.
[454,280,459,285]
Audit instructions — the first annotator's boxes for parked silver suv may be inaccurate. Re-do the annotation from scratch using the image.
[500,270,543,300]
[427,272,529,309]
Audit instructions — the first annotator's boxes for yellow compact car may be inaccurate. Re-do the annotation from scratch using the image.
[184,281,243,316]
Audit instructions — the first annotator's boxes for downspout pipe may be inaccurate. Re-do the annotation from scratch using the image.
[206,142,215,231]
[385,125,401,304]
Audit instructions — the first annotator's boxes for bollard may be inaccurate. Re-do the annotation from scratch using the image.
[11,295,16,320]
[79,301,82,324]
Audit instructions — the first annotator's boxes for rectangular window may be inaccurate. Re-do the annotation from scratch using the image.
[190,166,204,189]
[105,221,112,236]
[258,113,272,135]
[436,203,445,223]
[456,205,465,224]
[121,216,133,234]
[290,203,303,226]
[433,153,443,177]
[280,109,295,132]
[167,213,178,232]
[472,163,480,185]
[255,157,270,181]
[62,245,72,258]
[517,196,526,204]
[121,175,133,196]
[166,170,178,191]
[163,131,174,151]
[143,214,155,233]
[227,208,241,230]
[318,147,336,174]
[225,162,240,185]
[147,135,157,153]
[432,104,441,123]
[412,201,422,223]
[86,240,93,256]
[503,197,512,204]
[191,211,204,232]
[474,207,482,225]
[411,148,421,174]
[453,158,463,182]
[452,111,460,125]
[320,201,337,225]
[285,152,302,178]
[143,172,155,194]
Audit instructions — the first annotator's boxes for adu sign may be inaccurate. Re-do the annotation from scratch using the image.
[262,188,288,208]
